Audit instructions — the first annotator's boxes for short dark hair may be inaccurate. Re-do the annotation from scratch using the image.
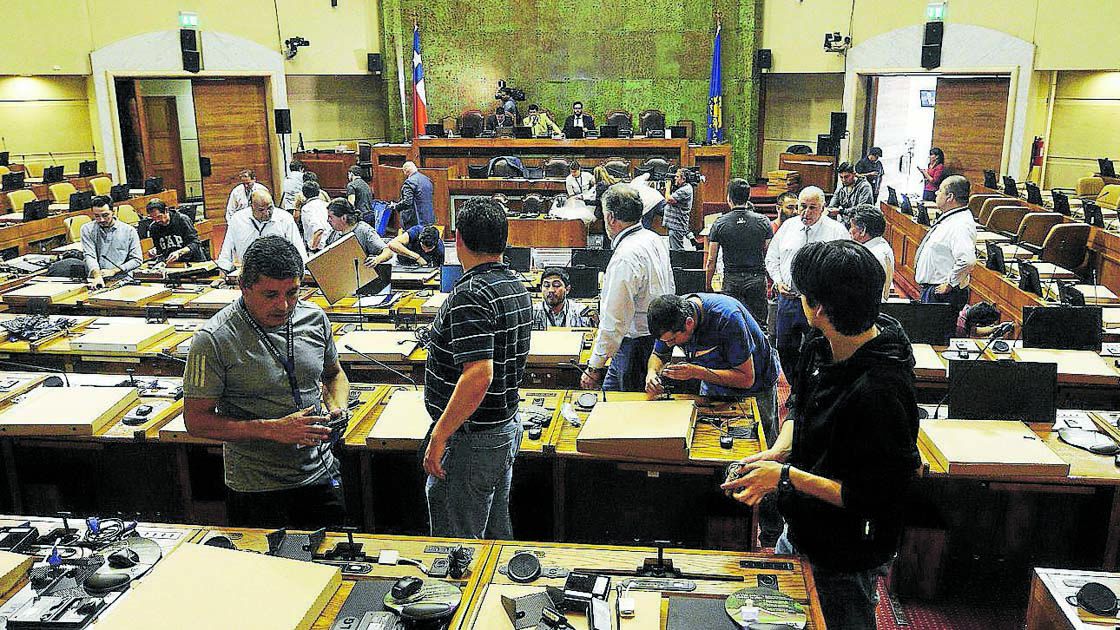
[837,161,854,174]
[146,199,168,214]
[327,198,358,225]
[541,267,570,286]
[348,165,364,178]
[302,180,321,199]
[569,161,581,171]
[91,195,112,209]
[942,175,970,204]
[528,104,539,112]
[776,191,798,206]
[240,235,304,288]
[792,241,883,335]
[289,159,303,171]
[455,197,506,254]
[647,294,694,339]
[850,204,885,238]
[418,225,441,249]
[727,178,752,206]
[573,101,583,108]
[869,147,883,157]
[304,171,320,183]
[602,184,643,223]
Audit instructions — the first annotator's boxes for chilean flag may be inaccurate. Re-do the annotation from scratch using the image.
[412,25,429,138]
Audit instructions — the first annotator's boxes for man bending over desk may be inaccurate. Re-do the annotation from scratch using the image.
[372,224,444,268]
[81,195,142,289]
[145,199,206,264]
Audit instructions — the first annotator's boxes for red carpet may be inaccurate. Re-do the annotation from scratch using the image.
[874,579,1024,629]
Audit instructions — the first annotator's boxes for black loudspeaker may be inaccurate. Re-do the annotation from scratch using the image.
[829,111,847,140]
[922,22,943,69]
[181,29,201,73]
[367,53,383,74]
[274,109,292,135]
[816,134,839,157]
[922,44,942,69]
[755,48,772,70]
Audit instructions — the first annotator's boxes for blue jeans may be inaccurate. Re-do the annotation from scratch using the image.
[426,420,523,539]
[603,335,655,392]
[776,527,886,630]
[640,202,687,250]
[920,283,970,317]
[775,295,809,381]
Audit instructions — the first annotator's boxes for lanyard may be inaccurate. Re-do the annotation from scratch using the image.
[545,301,570,327]
[239,300,302,408]
[611,224,641,250]
[250,218,268,237]
[916,206,969,257]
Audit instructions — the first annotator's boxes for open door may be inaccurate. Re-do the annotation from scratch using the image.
[931,76,1010,185]
[192,78,273,221]
[136,91,186,198]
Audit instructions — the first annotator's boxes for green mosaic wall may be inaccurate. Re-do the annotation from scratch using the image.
[379,0,762,176]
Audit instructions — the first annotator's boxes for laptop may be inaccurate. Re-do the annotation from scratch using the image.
[22,199,50,221]
[1099,158,1116,178]
[513,126,533,139]
[599,125,619,139]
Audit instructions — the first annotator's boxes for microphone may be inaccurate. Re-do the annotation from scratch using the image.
[156,351,188,365]
[48,152,56,166]
[343,344,418,390]
[988,322,1015,339]
[0,358,70,387]
[1092,268,1100,306]
[354,259,364,332]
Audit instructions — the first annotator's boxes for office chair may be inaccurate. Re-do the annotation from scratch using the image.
[1039,223,1091,276]
[978,198,1020,225]
[602,158,631,180]
[89,176,113,197]
[637,109,666,135]
[604,110,633,135]
[6,189,37,213]
[116,204,141,226]
[1096,184,1120,211]
[521,193,548,216]
[635,158,674,180]
[985,206,1030,234]
[459,109,485,134]
[542,158,570,179]
[64,215,91,243]
[1015,213,1063,252]
[49,182,78,204]
[1077,176,1105,199]
[786,144,814,155]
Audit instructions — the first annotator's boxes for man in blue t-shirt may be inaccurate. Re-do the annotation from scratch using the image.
[375,224,445,268]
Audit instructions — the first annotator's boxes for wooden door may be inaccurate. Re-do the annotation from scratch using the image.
[137,95,186,198]
[192,78,273,222]
[931,76,1010,186]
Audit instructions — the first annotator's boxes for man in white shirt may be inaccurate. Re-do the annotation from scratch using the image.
[216,190,306,284]
[279,159,305,211]
[581,184,675,392]
[299,180,330,252]
[226,169,269,223]
[915,175,977,313]
[565,161,595,202]
[765,186,849,374]
[848,204,894,301]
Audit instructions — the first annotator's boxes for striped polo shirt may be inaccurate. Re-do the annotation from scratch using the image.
[424,261,533,428]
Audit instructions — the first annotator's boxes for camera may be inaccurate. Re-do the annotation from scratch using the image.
[677,167,703,185]
[495,80,527,102]
[284,36,310,59]
[824,32,851,53]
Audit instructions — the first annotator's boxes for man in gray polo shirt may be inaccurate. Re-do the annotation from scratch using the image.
[184,236,351,528]
[81,196,142,289]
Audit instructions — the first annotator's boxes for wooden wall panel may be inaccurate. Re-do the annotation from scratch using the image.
[931,77,1010,186]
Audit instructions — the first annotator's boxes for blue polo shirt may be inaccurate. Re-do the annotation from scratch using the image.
[652,293,780,399]
[405,225,445,267]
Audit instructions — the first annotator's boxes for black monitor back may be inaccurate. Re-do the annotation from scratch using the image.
[78,160,98,177]
[886,186,898,207]
[672,268,705,296]
[985,241,1006,274]
[1099,158,1117,178]
[1018,261,1043,297]
[1025,182,1043,206]
[42,165,65,184]
[1022,305,1102,351]
[669,250,704,269]
[565,126,585,139]
[144,176,163,195]
[899,194,912,215]
[1051,190,1070,216]
[22,200,50,221]
[947,359,1057,424]
[983,170,998,189]
[1002,176,1018,198]
[571,248,612,271]
[69,191,93,211]
[356,264,393,296]
[459,125,479,138]
[424,123,446,138]
[0,152,8,166]
[568,266,600,299]
[1083,200,1105,228]
[513,126,532,139]
[109,184,130,203]
[915,202,931,226]
[1,172,24,191]
[669,126,688,139]
[599,125,619,139]
[879,301,956,345]
[503,246,531,272]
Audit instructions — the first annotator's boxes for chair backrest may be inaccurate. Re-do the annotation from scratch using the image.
[675,119,696,141]
[521,193,547,215]
[602,158,631,180]
[439,116,457,134]
[65,215,91,243]
[542,158,570,179]
[968,193,1002,218]
[786,144,813,155]
[604,110,633,130]
[635,158,674,180]
[978,197,1019,224]
[985,206,1029,232]
[637,109,665,134]
[49,182,77,203]
[1077,176,1105,199]
[1016,212,1063,247]
[89,176,113,196]
[116,204,140,225]
[1096,184,1120,210]
[1040,222,1091,271]
[491,159,519,179]
[459,109,484,133]
[0,166,9,176]
[7,189,37,212]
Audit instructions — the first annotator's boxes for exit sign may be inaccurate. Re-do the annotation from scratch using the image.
[179,11,199,28]
[926,2,946,21]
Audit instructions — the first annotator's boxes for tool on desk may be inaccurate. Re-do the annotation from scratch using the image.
[344,344,419,390]
[575,540,744,583]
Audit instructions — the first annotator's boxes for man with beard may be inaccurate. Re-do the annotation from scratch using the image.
[532,267,592,330]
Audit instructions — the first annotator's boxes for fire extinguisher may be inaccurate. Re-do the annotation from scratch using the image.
[1031,136,1045,168]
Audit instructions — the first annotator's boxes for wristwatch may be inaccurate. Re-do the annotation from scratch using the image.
[778,464,794,496]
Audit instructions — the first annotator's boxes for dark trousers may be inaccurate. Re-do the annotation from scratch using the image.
[603,335,656,392]
[775,295,810,383]
[226,481,346,530]
[721,272,768,331]
[922,189,937,202]
[777,528,887,630]
[920,283,970,314]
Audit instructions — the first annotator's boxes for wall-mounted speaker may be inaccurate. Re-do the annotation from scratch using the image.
[181,29,201,73]
[367,53,383,74]
[274,109,292,135]
[921,44,942,69]
[829,111,847,140]
[755,49,772,70]
[922,22,943,69]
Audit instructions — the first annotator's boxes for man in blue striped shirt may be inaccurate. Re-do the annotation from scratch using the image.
[422,196,533,539]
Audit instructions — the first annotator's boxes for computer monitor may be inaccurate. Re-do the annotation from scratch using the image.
[1,172,25,191]
[69,191,93,211]
[1052,190,1070,216]
[915,202,931,226]
[356,264,392,296]
[899,193,912,215]
[1018,261,1043,297]
[424,123,446,138]
[1025,182,1043,206]
[0,152,8,166]
[567,266,600,299]
[947,359,1057,424]
[565,126,585,140]
[599,125,619,139]
[879,301,957,345]
[78,160,98,178]
[503,246,531,272]
[144,176,163,195]
[1099,158,1117,178]
[1002,175,1019,198]
[669,250,704,269]
[1058,283,1086,307]
[669,126,688,139]
[21,200,50,221]
[1083,200,1105,228]
[886,186,898,207]
[512,126,532,140]
[985,241,1007,274]
[109,184,130,203]
[460,125,480,138]
[358,143,373,163]
[983,170,998,190]
[673,268,705,295]
[1022,305,1102,351]
[571,247,612,271]
[42,165,64,184]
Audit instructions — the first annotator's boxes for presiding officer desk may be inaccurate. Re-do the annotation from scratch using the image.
[0,513,826,629]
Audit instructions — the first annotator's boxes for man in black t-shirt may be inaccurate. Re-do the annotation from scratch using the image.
[345,166,374,218]
[855,147,885,200]
[423,197,533,539]
[146,199,206,263]
[706,178,772,326]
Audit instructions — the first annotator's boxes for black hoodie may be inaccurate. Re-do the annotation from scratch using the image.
[778,314,921,573]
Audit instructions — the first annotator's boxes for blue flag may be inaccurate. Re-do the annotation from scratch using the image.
[707,24,723,143]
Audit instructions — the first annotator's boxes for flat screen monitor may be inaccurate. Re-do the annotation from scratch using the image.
[568,266,600,299]
[1,172,25,191]
[69,191,93,211]
[1022,305,1102,351]
[1018,261,1043,297]
[669,250,704,269]
[571,247,612,271]
[983,170,998,190]
[144,176,163,195]
[565,126,585,140]
[109,184,130,203]
[22,200,50,221]
[673,268,705,296]
[1052,190,1070,216]
[899,193,912,215]
[78,160,98,178]
[1099,158,1116,179]
[599,125,619,139]
[0,152,8,166]
[947,359,1057,424]
[42,165,64,184]
[1083,200,1105,228]
[915,202,931,226]
[459,125,479,138]
[669,126,688,139]
[358,143,373,162]
[424,123,445,138]
[1002,175,1019,198]
[985,241,1006,274]
[1025,182,1043,206]
[886,186,898,207]
[503,246,531,272]
[879,301,957,345]
[356,264,392,296]
[512,126,532,139]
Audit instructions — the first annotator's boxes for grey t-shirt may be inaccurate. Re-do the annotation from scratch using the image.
[347,177,374,215]
[325,221,386,257]
[665,183,694,233]
[184,299,339,492]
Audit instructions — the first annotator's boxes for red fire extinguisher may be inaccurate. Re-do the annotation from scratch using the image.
[1031,136,1045,168]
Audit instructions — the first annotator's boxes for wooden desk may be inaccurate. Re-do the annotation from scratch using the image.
[507,217,587,248]
[1027,567,1120,629]
[778,153,837,194]
[293,150,358,194]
